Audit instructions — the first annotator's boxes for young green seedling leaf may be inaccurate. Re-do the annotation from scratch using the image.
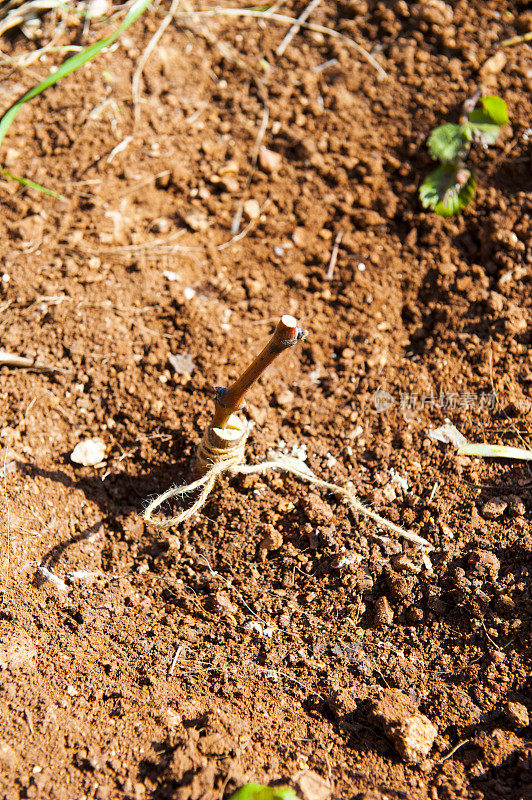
[419,92,509,217]
[0,168,66,200]
[471,95,509,126]
[469,122,501,147]
[228,784,300,800]
[419,163,476,217]
[427,123,471,162]
[468,96,508,147]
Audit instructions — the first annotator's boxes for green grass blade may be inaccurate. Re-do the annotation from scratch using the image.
[0,0,153,150]
[0,168,66,200]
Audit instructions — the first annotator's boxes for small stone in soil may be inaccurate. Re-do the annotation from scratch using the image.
[184,210,209,232]
[258,146,282,173]
[505,701,529,729]
[481,497,507,519]
[374,596,394,627]
[369,689,438,763]
[168,353,195,376]
[71,437,106,466]
[294,769,332,800]
[209,592,237,615]
[243,199,261,220]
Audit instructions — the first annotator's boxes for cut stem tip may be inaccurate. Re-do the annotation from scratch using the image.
[211,315,307,429]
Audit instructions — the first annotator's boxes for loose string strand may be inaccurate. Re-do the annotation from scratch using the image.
[143,444,431,549]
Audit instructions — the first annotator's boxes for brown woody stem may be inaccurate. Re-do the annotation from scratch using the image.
[211,314,308,429]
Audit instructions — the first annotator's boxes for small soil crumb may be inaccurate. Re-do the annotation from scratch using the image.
[385,568,410,600]
[0,630,37,672]
[327,687,358,719]
[495,594,516,614]
[467,549,500,580]
[507,495,526,517]
[243,199,261,220]
[390,553,420,574]
[480,497,507,519]
[260,526,284,553]
[480,51,507,77]
[294,769,332,800]
[374,596,394,627]
[369,689,438,763]
[0,742,17,770]
[505,702,529,729]
[259,146,282,173]
[304,493,333,524]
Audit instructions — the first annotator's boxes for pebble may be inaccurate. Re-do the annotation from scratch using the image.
[163,270,180,282]
[413,0,454,27]
[369,689,438,763]
[258,146,282,173]
[210,592,237,616]
[468,549,500,580]
[260,527,283,552]
[505,701,529,729]
[480,51,507,77]
[184,210,209,232]
[374,596,394,627]
[211,175,239,193]
[71,437,106,466]
[294,770,332,800]
[481,497,507,519]
[243,199,261,220]
[0,741,17,770]
[87,0,109,18]
[168,353,195,376]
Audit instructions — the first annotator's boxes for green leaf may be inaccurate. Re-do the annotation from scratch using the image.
[468,96,508,146]
[0,168,66,200]
[474,95,509,126]
[228,784,300,800]
[469,122,501,146]
[419,163,476,217]
[427,124,471,162]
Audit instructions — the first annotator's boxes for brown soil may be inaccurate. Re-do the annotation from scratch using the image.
[1,2,531,798]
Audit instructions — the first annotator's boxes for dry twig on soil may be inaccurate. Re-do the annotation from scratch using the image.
[0,350,65,373]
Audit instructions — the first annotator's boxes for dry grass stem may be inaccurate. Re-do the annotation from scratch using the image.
[132,0,181,124]
[173,8,388,80]
[276,0,324,57]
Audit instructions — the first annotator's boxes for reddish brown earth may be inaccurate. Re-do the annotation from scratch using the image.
[0,1,531,798]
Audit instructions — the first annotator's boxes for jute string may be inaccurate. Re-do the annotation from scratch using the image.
[143,426,431,549]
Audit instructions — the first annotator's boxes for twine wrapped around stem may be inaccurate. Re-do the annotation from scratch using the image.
[143,425,431,549]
